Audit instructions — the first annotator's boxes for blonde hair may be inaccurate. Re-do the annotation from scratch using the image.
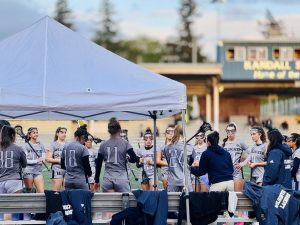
[171,125,183,144]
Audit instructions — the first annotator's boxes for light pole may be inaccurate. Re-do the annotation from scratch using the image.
[211,0,226,44]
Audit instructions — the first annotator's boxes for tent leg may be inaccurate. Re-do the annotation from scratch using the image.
[181,109,191,225]
[153,113,158,190]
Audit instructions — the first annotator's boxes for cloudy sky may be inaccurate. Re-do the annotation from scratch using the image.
[1,0,300,60]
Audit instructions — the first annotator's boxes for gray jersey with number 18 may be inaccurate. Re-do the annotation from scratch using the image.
[61,141,89,184]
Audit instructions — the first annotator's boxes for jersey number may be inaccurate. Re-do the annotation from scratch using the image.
[107,147,119,164]
[169,150,183,168]
[0,151,14,168]
[66,150,77,167]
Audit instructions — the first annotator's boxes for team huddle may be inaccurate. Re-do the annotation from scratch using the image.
[0,118,299,195]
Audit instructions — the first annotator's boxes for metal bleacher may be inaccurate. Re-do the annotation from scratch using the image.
[0,192,256,224]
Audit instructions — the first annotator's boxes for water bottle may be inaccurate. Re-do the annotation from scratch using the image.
[122,193,130,209]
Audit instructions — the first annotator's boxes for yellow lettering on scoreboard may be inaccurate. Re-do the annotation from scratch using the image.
[244,61,291,70]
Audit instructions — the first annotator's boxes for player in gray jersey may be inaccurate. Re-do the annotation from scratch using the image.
[136,129,156,190]
[0,125,27,193]
[61,125,92,190]
[22,127,46,193]
[287,133,300,190]
[85,135,98,192]
[241,126,267,186]
[162,125,194,192]
[156,125,175,189]
[46,127,67,191]
[222,123,249,192]
[94,118,140,192]
[191,132,209,192]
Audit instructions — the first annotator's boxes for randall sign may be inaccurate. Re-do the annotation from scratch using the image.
[243,61,300,80]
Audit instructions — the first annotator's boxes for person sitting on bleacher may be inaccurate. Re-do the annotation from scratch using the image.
[191,131,234,192]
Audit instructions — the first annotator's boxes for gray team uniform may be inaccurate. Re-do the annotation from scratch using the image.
[49,141,65,179]
[61,141,90,190]
[136,146,156,182]
[163,142,194,192]
[191,145,209,186]
[0,144,27,193]
[223,139,249,180]
[159,144,168,181]
[88,147,98,184]
[248,143,267,184]
[292,147,300,190]
[99,137,133,192]
[22,142,46,179]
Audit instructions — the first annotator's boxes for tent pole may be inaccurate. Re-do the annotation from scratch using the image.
[153,111,158,190]
[181,109,191,225]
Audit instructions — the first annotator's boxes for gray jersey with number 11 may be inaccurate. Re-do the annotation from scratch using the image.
[99,137,133,179]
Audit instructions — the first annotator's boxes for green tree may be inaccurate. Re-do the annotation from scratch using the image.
[54,0,74,29]
[119,37,166,63]
[93,0,120,52]
[258,9,285,39]
[164,0,206,63]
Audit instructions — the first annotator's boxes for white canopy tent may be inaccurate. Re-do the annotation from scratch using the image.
[0,16,191,224]
[0,16,186,120]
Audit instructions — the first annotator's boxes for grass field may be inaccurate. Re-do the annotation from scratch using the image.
[42,164,250,191]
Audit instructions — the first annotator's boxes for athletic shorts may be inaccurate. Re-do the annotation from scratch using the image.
[102,177,130,192]
[51,168,65,179]
[0,180,23,193]
[250,176,263,184]
[167,182,193,192]
[233,169,243,180]
[23,172,43,179]
[191,174,209,186]
[65,182,89,190]
[210,180,234,192]
[167,185,184,192]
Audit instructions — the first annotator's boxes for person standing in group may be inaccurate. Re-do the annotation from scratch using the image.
[222,123,249,191]
[61,125,92,190]
[0,125,27,193]
[191,132,209,192]
[22,127,46,193]
[162,125,194,192]
[46,127,67,191]
[94,118,140,192]
[245,126,267,186]
[263,129,292,189]
[191,131,234,192]
[85,135,98,192]
[156,125,175,190]
[286,133,300,190]
[136,129,156,190]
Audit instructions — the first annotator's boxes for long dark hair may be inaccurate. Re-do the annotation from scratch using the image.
[251,126,267,143]
[0,125,16,149]
[26,127,38,141]
[222,123,237,147]
[74,125,88,139]
[108,117,121,135]
[54,127,67,141]
[267,129,283,154]
[290,133,300,149]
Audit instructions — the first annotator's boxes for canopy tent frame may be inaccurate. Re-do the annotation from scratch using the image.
[0,16,191,224]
